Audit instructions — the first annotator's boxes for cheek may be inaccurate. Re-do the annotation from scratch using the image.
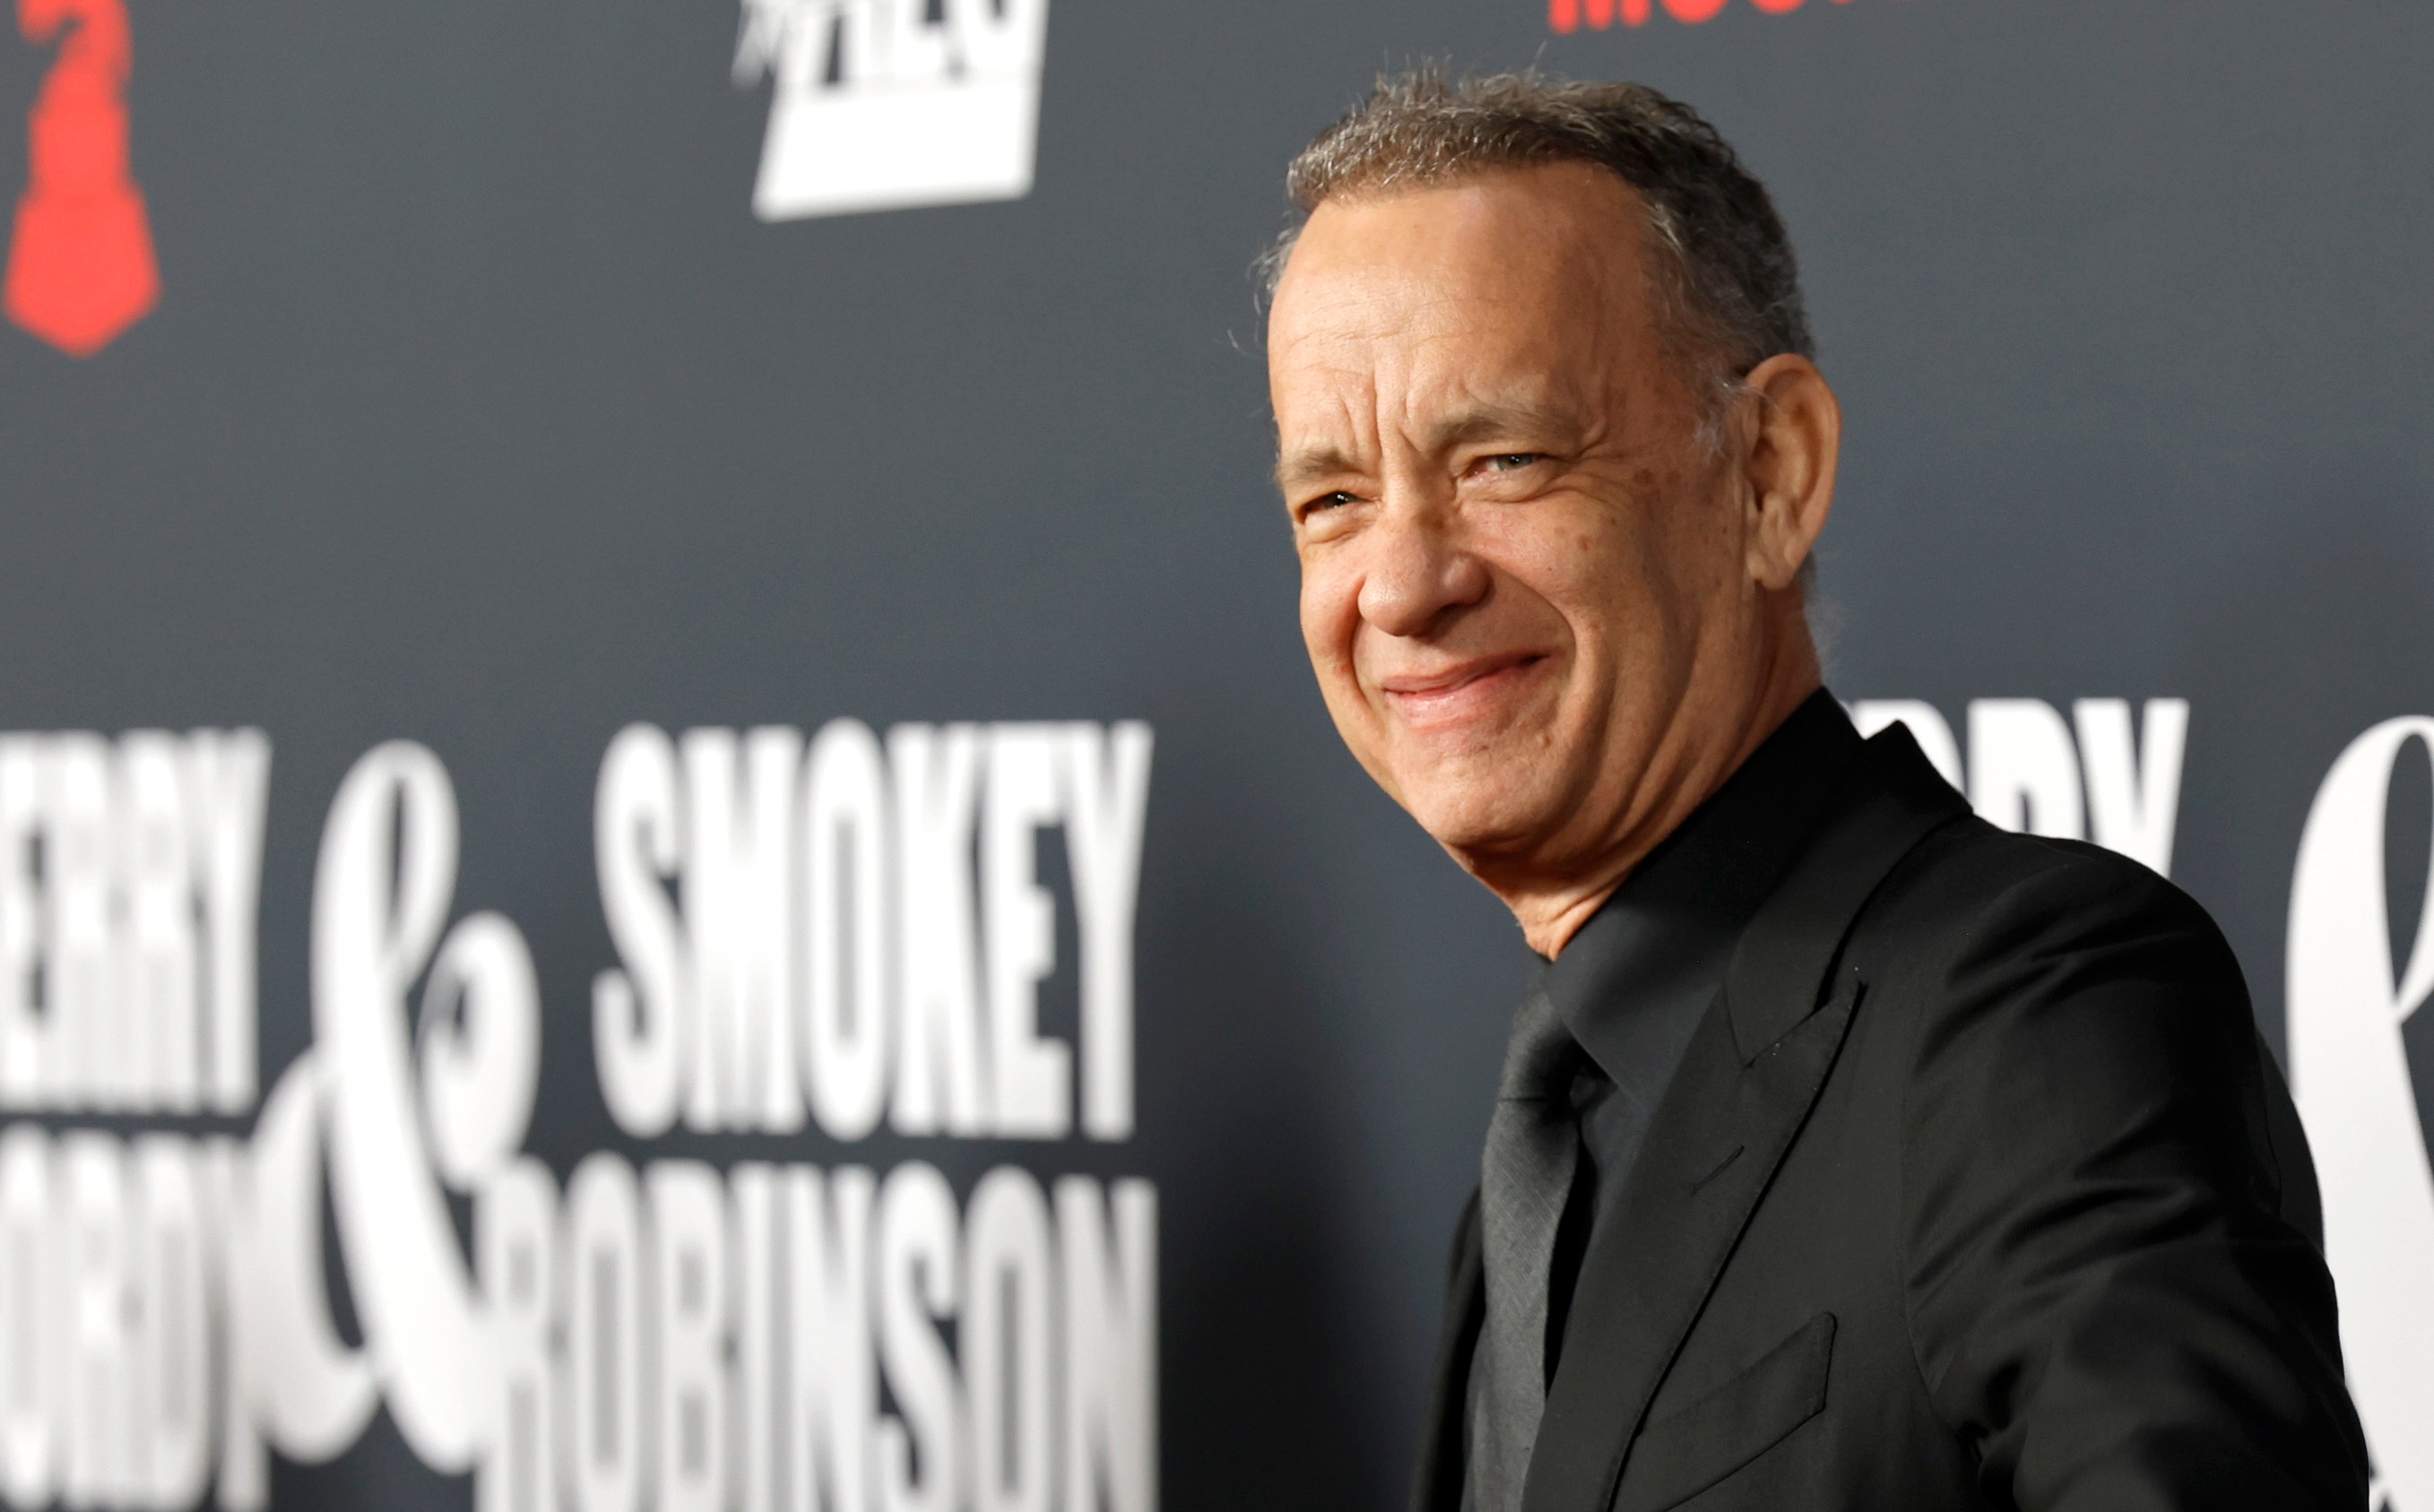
[1572,485,1710,626]
[1484,514,1640,653]
[1297,555,1360,669]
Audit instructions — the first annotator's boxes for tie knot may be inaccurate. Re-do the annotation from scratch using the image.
[1497,989,1582,1104]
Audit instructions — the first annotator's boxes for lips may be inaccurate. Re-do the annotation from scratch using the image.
[1376,652,1548,726]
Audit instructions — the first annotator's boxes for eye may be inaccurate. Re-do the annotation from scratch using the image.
[1300,489,1359,517]
[1482,453,1545,472]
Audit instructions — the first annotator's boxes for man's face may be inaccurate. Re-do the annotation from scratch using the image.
[1267,163,1771,883]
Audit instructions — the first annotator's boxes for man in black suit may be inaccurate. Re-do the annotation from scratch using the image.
[1261,72,2367,1510]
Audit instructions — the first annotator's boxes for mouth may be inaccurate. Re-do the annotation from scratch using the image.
[1377,652,1549,728]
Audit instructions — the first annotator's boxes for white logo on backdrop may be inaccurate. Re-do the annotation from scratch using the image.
[732,0,1052,220]
[2289,717,2434,1512]
[1847,697,2189,875]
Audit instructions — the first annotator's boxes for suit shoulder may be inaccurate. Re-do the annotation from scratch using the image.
[1844,816,2256,1058]
[1873,819,2278,1215]
[1867,810,2229,970]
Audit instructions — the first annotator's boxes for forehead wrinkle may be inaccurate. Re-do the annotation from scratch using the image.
[1388,339,1608,460]
[1270,264,1450,357]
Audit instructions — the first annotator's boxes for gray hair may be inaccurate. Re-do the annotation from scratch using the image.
[1260,70,1814,411]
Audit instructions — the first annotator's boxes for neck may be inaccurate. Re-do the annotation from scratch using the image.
[1503,626,1823,958]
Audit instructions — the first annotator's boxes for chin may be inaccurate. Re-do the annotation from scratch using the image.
[1399,776,1561,861]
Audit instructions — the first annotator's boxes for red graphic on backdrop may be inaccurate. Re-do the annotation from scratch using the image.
[4,0,157,356]
[1550,0,1841,30]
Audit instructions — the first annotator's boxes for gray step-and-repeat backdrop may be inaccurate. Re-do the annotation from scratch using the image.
[0,0,2429,1508]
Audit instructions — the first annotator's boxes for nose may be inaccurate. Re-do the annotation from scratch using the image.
[1356,500,1490,639]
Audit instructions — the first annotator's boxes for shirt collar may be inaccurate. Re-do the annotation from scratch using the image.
[1540,689,1865,1084]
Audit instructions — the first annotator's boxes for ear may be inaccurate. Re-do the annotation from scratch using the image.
[1737,354,1841,592]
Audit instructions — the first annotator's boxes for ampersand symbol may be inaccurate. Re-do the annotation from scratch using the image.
[2288,716,2434,1509]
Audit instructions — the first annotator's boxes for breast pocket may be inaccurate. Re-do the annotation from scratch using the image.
[1618,1312,1837,1510]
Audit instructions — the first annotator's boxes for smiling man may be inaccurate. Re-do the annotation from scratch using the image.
[1263,73,2365,1512]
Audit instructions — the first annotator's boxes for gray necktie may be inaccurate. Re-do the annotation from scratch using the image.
[1469,989,1582,1512]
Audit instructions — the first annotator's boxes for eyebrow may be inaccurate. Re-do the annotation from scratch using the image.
[1274,445,1364,494]
[1425,403,1569,454]
[1272,401,1577,493]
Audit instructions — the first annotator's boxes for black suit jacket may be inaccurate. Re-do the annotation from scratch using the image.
[1416,726,2367,1512]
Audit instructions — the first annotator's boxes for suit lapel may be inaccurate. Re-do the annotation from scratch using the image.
[1520,729,1967,1512]
[1413,1190,1486,1512]
[1520,970,1862,1512]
